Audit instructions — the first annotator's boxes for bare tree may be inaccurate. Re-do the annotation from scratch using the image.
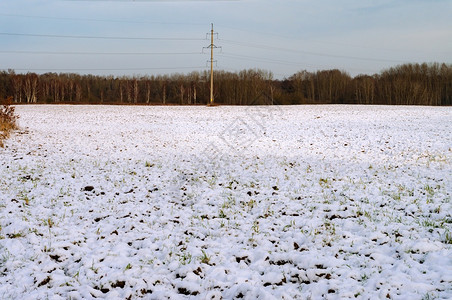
[23,73,39,103]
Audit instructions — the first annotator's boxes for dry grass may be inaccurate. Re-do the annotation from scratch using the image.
[0,121,15,147]
[0,97,18,147]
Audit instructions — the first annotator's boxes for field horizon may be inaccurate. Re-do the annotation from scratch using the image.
[1,105,451,299]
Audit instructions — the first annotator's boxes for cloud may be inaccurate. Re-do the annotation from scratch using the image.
[0,0,450,78]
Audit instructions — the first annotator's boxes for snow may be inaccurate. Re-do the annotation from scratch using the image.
[1,104,451,299]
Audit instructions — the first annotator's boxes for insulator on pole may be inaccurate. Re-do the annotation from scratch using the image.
[203,23,221,106]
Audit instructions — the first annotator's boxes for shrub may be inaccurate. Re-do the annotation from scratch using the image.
[0,96,19,147]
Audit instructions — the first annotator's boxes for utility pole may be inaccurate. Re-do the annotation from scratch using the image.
[204,23,221,106]
[210,24,214,105]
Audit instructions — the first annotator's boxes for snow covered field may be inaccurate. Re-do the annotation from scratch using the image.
[0,105,451,299]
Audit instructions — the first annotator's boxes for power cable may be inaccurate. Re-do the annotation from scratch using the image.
[6,66,206,72]
[0,32,204,41]
[218,53,379,74]
[220,39,409,63]
[64,0,236,2]
[0,50,203,55]
[216,24,448,55]
[219,52,301,66]
[0,13,205,26]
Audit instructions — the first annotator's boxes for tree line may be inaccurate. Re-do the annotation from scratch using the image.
[0,62,450,106]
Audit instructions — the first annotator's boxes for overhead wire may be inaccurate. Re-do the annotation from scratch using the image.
[0,13,205,26]
[217,53,379,74]
[216,24,448,55]
[0,26,409,75]
[1,11,446,76]
[63,0,238,2]
[9,66,206,72]
[0,29,206,73]
[0,50,203,55]
[0,31,408,64]
[219,52,309,67]
[0,32,205,41]
[2,14,439,55]
[220,39,409,63]
[64,0,237,2]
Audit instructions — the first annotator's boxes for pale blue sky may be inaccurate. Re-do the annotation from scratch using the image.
[0,0,451,79]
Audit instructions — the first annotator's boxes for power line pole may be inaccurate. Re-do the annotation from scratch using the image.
[204,23,220,106]
[210,24,214,105]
